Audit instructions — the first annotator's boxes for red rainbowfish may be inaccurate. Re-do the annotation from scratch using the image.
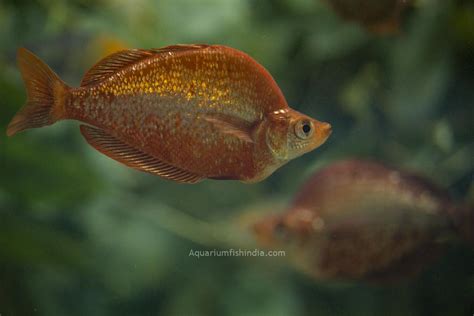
[7,45,331,183]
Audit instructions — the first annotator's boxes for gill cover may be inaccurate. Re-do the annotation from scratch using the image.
[266,109,290,160]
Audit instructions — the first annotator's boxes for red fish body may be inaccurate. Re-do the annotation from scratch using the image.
[8,45,331,183]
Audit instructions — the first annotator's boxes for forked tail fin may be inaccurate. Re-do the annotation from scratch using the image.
[7,48,69,136]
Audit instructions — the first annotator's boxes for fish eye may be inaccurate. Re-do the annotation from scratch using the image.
[302,123,311,134]
[295,120,314,139]
[274,222,289,241]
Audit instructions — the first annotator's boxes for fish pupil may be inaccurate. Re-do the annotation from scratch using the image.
[302,123,311,134]
[274,222,288,240]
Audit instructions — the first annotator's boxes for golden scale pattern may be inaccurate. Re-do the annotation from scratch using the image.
[66,46,289,181]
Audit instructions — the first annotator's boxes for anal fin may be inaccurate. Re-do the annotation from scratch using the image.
[80,125,202,184]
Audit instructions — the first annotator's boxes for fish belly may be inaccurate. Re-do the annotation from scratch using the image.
[70,89,263,180]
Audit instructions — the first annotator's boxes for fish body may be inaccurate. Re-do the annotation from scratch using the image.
[253,160,456,283]
[7,45,331,183]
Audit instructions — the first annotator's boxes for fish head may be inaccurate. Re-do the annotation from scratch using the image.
[253,214,301,251]
[266,109,332,160]
[253,207,323,249]
[252,214,285,248]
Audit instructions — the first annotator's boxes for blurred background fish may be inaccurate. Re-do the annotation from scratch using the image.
[253,160,471,283]
[324,0,413,34]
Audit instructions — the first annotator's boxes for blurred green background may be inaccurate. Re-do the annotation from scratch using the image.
[0,0,473,315]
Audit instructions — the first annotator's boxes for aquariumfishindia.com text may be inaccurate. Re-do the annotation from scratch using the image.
[188,248,286,258]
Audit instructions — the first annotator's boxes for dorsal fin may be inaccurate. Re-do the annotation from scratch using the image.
[80,44,211,87]
[80,125,203,184]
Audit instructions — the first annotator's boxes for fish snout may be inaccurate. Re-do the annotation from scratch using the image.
[252,216,282,246]
[317,121,332,140]
[321,121,332,134]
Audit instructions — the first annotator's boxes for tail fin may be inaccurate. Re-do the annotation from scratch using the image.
[7,48,69,136]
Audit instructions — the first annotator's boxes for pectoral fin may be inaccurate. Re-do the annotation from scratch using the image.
[80,125,203,184]
[202,114,255,143]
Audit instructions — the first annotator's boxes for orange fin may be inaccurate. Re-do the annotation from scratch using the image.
[202,114,255,143]
[81,44,210,87]
[7,48,69,136]
[79,125,203,184]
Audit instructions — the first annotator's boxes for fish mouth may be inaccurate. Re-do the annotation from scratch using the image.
[315,121,332,145]
[320,121,332,138]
